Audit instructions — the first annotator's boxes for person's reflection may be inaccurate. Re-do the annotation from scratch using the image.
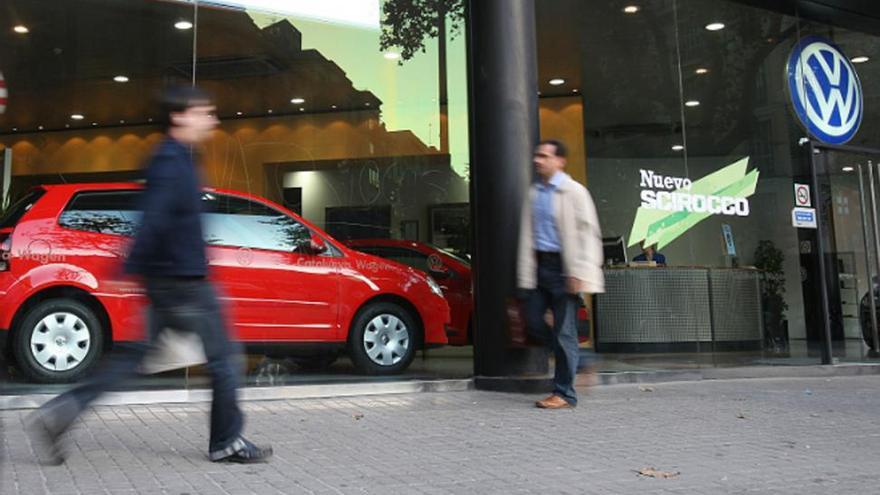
[632,241,667,266]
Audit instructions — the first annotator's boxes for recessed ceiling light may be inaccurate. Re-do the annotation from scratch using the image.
[705,22,725,31]
[13,25,29,34]
[12,128,17,131]
[695,67,710,75]
[92,122,97,126]
[623,5,640,14]
[148,118,153,122]
[685,100,701,107]
[331,105,337,109]
[549,78,565,86]
[175,21,193,30]
[38,125,44,130]
[365,102,371,107]
[384,52,401,60]
[65,124,70,128]
[236,111,243,116]
[290,97,305,104]
[113,75,129,83]
[672,144,685,151]
[843,166,855,172]
[70,114,85,120]
[851,56,870,64]
[299,107,305,112]
[572,89,579,93]
[267,109,273,114]
[120,120,125,124]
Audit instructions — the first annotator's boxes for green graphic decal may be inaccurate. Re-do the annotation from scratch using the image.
[628,157,759,250]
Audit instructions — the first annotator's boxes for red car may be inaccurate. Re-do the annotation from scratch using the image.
[345,239,473,345]
[345,239,592,346]
[0,184,449,383]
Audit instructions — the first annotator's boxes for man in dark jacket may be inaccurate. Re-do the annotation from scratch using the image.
[26,86,272,464]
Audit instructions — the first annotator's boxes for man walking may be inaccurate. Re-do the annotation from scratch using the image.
[517,140,604,409]
[27,86,272,464]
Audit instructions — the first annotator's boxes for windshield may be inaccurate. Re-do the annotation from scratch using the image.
[439,247,471,266]
[0,189,46,229]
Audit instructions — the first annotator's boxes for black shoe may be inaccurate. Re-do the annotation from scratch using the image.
[25,411,66,466]
[209,437,273,463]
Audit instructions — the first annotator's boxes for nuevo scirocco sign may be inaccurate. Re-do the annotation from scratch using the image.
[787,35,863,145]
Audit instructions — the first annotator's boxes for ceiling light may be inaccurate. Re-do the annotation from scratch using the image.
[120,120,125,124]
[331,105,337,109]
[623,5,640,14]
[38,125,44,130]
[685,100,701,107]
[13,25,29,34]
[842,166,855,172]
[148,118,153,122]
[92,122,97,126]
[290,97,305,104]
[70,114,85,120]
[236,111,243,116]
[65,124,70,128]
[365,102,371,107]
[695,67,709,75]
[549,78,565,86]
[113,75,130,83]
[851,56,870,64]
[175,21,193,30]
[12,128,17,131]
[572,89,579,93]
[299,108,305,112]
[672,145,685,151]
[705,22,725,31]
[267,109,273,114]
[384,52,401,60]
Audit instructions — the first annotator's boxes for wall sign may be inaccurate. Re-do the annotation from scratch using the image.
[787,36,863,145]
[629,157,759,250]
[794,183,811,207]
[792,207,818,229]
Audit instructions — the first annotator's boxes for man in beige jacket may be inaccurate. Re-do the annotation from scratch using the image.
[517,140,604,409]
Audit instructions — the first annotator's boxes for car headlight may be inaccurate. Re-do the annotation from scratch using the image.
[426,276,444,297]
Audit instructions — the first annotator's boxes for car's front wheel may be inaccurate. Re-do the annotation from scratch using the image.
[348,302,418,375]
[13,298,104,383]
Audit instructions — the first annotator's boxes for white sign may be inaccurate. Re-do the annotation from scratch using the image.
[794,183,811,207]
[792,207,818,229]
[638,169,750,217]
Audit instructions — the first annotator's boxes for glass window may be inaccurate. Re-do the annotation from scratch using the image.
[0,189,46,229]
[58,190,142,236]
[363,246,431,273]
[201,193,311,252]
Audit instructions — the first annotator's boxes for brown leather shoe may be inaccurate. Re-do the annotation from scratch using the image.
[535,395,574,409]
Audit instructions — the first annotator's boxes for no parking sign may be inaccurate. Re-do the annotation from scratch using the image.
[794,183,811,207]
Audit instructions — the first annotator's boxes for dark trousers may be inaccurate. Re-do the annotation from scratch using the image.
[523,253,580,406]
[39,277,243,454]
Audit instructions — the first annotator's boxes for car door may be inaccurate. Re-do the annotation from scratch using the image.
[201,192,339,342]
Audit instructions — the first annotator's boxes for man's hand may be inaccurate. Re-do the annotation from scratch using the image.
[566,277,582,294]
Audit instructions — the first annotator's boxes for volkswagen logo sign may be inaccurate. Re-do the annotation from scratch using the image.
[787,36,863,145]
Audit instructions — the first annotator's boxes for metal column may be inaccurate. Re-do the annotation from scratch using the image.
[857,163,879,354]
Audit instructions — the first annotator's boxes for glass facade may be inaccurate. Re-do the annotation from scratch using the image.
[2,0,880,394]
[535,0,880,370]
[0,0,470,392]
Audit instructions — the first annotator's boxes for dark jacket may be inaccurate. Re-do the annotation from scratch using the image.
[124,137,207,278]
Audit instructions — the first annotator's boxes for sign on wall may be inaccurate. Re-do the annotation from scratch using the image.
[628,157,759,250]
[787,36,863,145]
[794,183,811,207]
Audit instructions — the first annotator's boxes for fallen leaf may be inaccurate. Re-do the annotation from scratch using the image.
[637,467,680,479]
[639,386,655,393]
[736,412,747,419]
[353,414,364,420]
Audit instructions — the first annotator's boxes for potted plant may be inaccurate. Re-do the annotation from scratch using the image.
[754,240,788,354]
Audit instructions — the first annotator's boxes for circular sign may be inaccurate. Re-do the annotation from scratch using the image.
[787,36,863,145]
[795,184,810,207]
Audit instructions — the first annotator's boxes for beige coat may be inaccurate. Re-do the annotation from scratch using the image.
[517,173,605,294]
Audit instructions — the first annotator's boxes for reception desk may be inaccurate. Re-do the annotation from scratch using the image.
[595,267,763,352]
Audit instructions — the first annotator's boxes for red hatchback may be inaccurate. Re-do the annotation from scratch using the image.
[345,239,473,345]
[0,184,449,383]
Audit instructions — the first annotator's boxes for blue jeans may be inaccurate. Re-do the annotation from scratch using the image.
[523,254,580,406]
[39,277,243,454]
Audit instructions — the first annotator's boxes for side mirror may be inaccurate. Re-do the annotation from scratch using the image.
[297,235,328,255]
[429,267,452,279]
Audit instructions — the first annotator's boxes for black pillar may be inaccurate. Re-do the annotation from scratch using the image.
[468,0,548,385]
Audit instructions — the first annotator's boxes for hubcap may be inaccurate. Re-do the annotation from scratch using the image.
[363,314,410,366]
[30,312,91,372]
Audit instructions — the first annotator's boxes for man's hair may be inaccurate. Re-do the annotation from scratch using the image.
[157,85,212,129]
[539,139,567,158]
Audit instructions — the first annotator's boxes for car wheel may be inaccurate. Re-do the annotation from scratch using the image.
[348,302,418,375]
[13,298,104,383]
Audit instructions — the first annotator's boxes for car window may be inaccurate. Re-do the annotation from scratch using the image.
[201,193,311,252]
[1,189,47,229]
[58,191,141,236]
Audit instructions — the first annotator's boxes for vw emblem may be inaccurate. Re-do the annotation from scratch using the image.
[787,36,863,145]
